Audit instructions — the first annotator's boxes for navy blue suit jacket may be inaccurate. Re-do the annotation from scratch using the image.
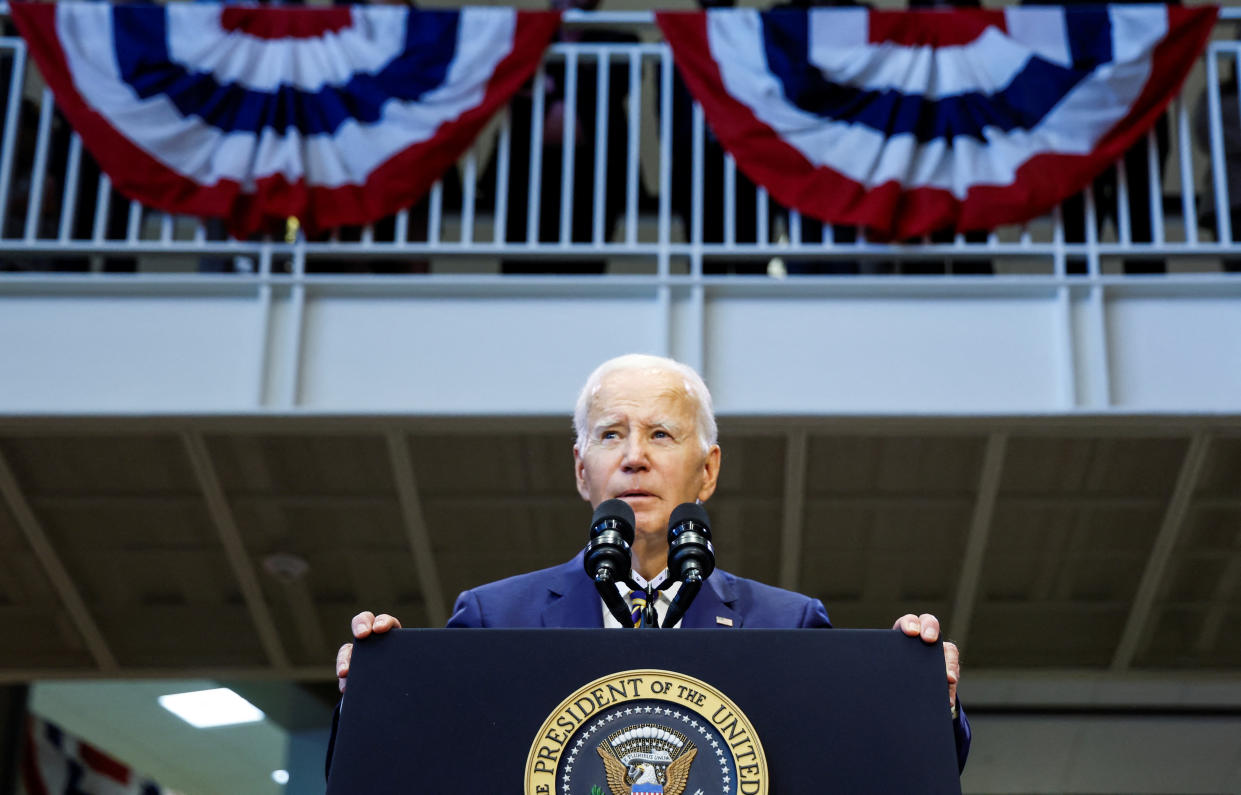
[446,552,831,629]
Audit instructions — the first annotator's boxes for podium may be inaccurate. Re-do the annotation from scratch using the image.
[327,628,961,794]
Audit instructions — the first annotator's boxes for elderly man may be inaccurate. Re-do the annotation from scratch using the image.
[336,353,970,768]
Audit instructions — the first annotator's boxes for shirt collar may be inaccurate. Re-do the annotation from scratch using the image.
[630,568,671,590]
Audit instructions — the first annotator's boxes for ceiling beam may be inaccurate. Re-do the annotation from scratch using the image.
[1112,432,1212,671]
[778,430,807,592]
[182,432,291,672]
[386,431,447,627]
[1193,521,1241,656]
[0,447,118,671]
[950,432,1007,648]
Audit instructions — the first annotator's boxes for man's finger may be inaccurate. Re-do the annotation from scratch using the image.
[351,611,376,639]
[336,643,353,693]
[944,641,960,682]
[336,643,353,672]
[372,614,403,633]
[919,613,940,643]
[893,613,920,636]
[944,641,961,709]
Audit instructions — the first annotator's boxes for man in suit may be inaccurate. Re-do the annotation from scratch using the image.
[336,353,970,769]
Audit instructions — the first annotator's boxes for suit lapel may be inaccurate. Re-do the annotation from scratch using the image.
[681,570,739,628]
[537,557,742,629]
[541,553,605,628]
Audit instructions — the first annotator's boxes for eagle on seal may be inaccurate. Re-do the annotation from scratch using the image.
[596,744,697,795]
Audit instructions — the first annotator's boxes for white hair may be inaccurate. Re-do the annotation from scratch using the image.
[573,354,718,452]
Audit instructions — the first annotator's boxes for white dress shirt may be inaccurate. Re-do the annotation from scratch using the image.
[601,568,684,629]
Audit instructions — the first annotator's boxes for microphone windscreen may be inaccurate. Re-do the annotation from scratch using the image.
[668,502,710,533]
[592,498,636,538]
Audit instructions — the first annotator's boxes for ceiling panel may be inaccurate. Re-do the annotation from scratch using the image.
[95,604,266,669]
[1196,436,1241,496]
[715,434,786,498]
[806,434,985,496]
[969,602,1128,667]
[206,433,396,496]
[2,434,197,495]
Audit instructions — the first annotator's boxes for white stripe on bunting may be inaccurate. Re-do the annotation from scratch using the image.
[166,6,408,93]
[57,4,519,189]
[808,16,1029,100]
[709,6,1167,197]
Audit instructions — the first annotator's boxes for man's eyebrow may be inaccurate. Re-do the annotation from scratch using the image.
[590,414,623,433]
[643,417,685,434]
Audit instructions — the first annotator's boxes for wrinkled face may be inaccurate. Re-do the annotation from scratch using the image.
[574,368,721,541]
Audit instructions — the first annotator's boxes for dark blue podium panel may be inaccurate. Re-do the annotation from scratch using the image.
[328,628,961,794]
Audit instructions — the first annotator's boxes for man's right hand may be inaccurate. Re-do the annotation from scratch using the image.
[336,611,402,693]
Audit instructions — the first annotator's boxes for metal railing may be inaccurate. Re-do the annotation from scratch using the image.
[0,10,1239,282]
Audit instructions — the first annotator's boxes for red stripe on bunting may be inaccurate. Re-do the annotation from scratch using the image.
[961,4,1217,234]
[867,9,1006,47]
[656,6,1217,239]
[79,741,132,784]
[227,10,563,236]
[10,2,238,222]
[20,718,51,795]
[220,7,354,39]
[10,3,562,238]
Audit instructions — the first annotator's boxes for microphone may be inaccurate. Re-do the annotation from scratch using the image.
[662,502,715,628]
[583,498,637,627]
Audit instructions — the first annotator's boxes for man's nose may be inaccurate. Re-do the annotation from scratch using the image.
[620,436,649,470]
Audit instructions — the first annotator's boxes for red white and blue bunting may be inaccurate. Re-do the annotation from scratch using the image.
[657,6,1217,238]
[12,2,560,237]
[11,5,1219,239]
[20,716,167,795]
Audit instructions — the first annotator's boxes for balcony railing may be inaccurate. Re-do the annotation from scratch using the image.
[0,9,1239,282]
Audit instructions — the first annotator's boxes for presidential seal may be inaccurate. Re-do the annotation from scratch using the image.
[525,669,767,795]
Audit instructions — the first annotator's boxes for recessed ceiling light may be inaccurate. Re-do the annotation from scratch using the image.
[271,769,290,785]
[158,688,264,728]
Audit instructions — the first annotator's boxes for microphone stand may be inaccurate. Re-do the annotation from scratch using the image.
[637,584,659,629]
[661,570,702,629]
[594,570,637,627]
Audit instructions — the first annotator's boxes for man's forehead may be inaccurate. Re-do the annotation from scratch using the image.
[588,370,694,418]
[585,372,694,421]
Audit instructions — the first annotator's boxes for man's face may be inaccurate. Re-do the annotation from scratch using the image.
[574,368,721,541]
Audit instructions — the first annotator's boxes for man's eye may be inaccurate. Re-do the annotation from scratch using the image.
[601,430,619,440]
[653,430,670,439]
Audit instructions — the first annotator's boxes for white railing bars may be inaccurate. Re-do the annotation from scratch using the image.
[0,12,1238,284]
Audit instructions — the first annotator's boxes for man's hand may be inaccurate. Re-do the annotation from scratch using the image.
[893,613,960,711]
[336,611,402,694]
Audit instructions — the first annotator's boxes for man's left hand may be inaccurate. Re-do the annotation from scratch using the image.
[893,613,959,712]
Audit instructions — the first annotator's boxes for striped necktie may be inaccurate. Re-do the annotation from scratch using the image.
[629,586,660,628]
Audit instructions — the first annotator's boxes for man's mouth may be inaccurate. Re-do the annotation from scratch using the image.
[617,490,655,500]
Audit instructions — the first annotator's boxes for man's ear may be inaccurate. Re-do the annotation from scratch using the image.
[697,444,722,503]
[573,445,591,501]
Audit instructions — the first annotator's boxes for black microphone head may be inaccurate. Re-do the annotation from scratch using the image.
[591,498,636,545]
[668,502,710,536]
[584,498,635,585]
[667,502,715,583]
